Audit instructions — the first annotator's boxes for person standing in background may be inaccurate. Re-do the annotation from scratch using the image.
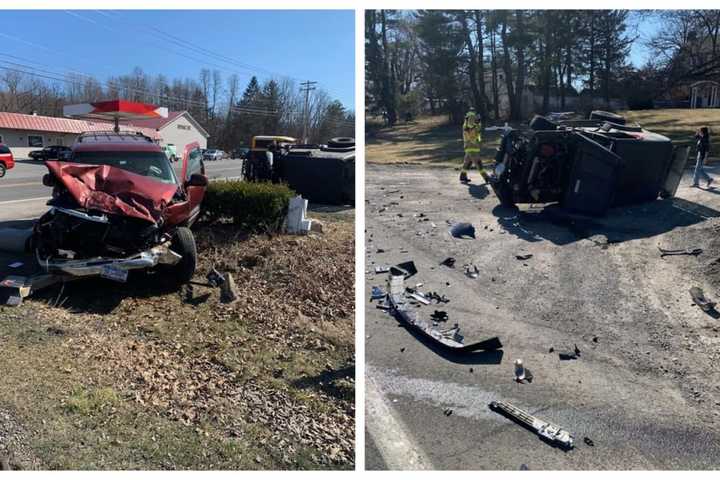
[692,126,714,188]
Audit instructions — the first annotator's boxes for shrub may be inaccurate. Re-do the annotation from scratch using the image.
[202,180,295,231]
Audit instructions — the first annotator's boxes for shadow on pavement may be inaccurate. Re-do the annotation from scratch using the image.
[493,197,720,246]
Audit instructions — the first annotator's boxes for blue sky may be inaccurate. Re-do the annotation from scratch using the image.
[0,9,355,110]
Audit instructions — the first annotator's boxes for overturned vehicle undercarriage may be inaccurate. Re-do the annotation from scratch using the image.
[486,111,690,216]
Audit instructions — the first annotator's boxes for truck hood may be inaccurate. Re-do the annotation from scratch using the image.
[45,160,178,224]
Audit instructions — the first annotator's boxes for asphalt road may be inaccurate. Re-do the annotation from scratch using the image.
[365,163,720,470]
[0,158,245,222]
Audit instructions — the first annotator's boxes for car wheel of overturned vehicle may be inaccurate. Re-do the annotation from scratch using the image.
[167,226,197,284]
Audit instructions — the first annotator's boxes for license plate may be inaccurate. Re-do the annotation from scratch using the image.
[100,265,128,283]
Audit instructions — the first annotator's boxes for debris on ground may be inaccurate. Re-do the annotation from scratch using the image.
[206,267,225,287]
[449,222,476,239]
[465,264,479,278]
[489,401,574,449]
[286,195,314,234]
[689,286,718,313]
[515,253,533,260]
[558,344,582,361]
[219,272,240,304]
[385,272,502,353]
[370,286,386,301]
[391,261,418,279]
[430,310,449,322]
[443,408,453,416]
[658,246,703,258]
[584,437,595,447]
[374,265,390,274]
[440,257,456,268]
[426,292,449,304]
[513,359,534,383]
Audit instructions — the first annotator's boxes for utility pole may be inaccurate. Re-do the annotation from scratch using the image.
[300,80,317,143]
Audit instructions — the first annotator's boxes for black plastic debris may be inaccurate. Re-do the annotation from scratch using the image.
[559,344,581,360]
[207,268,225,288]
[690,286,717,313]
[515,253,533,260]
[584,437,595,447]
[430,310,449,322]
[375,265,390,274]
[450,222,476,239]
[427,292,450,304]
[391,261,418,279]
[440,257,456,268]
[443,408,453,416]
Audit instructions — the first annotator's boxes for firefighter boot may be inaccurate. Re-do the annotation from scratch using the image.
[460,170,470,183]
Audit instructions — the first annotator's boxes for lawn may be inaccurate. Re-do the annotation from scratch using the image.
[366,109,720,165]
[0,212,355,470]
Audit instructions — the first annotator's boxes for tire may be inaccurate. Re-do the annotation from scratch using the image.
[529,115,557,131]
[327,137,355,148]
[589,110,626,125]
[168,227,197,284]
[0,163,6,178]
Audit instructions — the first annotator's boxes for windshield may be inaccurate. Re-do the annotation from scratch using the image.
[70,150,178,184]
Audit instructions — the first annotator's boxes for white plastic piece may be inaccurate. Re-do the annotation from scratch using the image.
[514,359,526,381]
[286,195,313,234]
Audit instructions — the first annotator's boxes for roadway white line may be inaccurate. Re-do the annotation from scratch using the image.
[0,181,43,188]
[0,197,49,206]
[365,373,434,470]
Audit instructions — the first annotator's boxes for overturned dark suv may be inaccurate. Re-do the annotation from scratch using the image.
[487,111,690,215]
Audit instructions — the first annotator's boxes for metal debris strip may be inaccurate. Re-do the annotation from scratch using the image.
[489,401,574,449]
[386,274,501,353]
[370,286,386,301]
[658,246,703,258]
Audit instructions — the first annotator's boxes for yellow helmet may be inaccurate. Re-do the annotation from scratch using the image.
[465,111,477,123]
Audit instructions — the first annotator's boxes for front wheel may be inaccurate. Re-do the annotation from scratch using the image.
[168,227,197,284]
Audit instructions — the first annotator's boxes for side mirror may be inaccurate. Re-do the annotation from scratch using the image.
[42,173,55,187]
[187,173,208,187]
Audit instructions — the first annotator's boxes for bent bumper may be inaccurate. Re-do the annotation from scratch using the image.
[39,243,181,277]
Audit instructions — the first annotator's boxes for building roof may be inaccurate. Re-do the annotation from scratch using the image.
[0,111,160,139]
[126,110,210,138]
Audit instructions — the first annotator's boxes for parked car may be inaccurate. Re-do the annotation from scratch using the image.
[231,147,249,160]
[486,111,689,216]
[202,149,224,161]
[162,143,178,162]
[33,131,208,284]
[0,143,15,178]
[28,145,72,161]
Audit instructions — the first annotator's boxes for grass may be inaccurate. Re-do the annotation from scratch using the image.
[0,212,355,470]
[366,109,720,165]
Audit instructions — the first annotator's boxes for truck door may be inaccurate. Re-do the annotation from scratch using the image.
[181,142,207,225]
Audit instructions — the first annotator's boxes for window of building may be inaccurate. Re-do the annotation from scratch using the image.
[177,124,191,131]
[28,135,43,147]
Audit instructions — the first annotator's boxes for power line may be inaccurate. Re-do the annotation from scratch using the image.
[0,64,354,128]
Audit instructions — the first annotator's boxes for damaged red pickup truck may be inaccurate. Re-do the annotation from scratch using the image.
[33,131,207,284]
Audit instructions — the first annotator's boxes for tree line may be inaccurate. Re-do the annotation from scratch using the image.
[0,66,355,148]
[366,10,720,126]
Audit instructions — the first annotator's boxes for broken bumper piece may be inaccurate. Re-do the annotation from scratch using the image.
[38,243,181,280]
[489,400,574,449]
[389,296,502,352]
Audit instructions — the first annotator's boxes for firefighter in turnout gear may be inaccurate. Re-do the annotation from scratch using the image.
[460,110,483,183]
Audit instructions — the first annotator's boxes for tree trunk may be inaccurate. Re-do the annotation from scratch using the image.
[490,26,500,120]
[461,12,482,120]
[474,10,488,126]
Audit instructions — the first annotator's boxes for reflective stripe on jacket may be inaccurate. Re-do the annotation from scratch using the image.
[463,121,482,153]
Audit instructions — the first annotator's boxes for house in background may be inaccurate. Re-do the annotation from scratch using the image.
[0,110,208,159]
